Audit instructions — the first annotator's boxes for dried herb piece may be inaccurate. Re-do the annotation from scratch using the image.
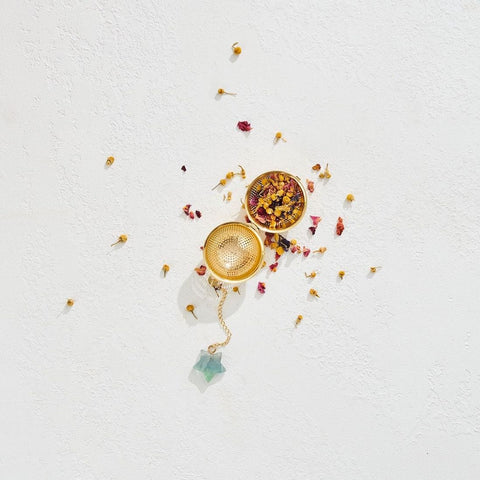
[257,282,266,294]
[278,235,291,250]
[295,315,303,327]
[370,266,381,273]
[305,271,317,278]
[183,204,191,215]
[232,42,242,54]
[302,247,311,257]
[66,298,75,306]
[319,163,332,179]
[338,270,345,279]
[195,265,207,276]
[195,210,202,218]
[308,227,316,235]
[186,304,198,319]
[111,234,128,246]
[346,193,355,202]
[162,264,170,277]
[212,179,227,190]
[238,165,246,179]
[314,246,327,254]
[217,88,236,96]
[312,163,321,171]
[309,288,319,298]
[233,286,240,294]
[306,179,315,193]
[189,211,195,219]
[106,156,115,166]
[237,121,252,132]
[269,262,278,272]
[336,217,344,236]
[274,131,287,143]
[181,165,186,172]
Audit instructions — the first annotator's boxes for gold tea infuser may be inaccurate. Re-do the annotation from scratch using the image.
[193,171,307,382]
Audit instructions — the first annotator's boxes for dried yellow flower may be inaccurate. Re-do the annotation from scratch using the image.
[295,315,303,327]
[346,193,355,202]
[162,264,170,277]
[106,156,115,166]
[370,266,381,273]
[305,271,317,278]
[186,304,198,319]
[66,298,75,307]
[309,288,319,297]
[232,42,242,54]
[111,234,128,246]
[338,270,345,279]
[217,88,236,95]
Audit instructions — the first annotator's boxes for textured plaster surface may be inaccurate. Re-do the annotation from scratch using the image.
[1,1,480,479]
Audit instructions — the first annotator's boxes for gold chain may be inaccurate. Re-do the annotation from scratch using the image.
[207,288,231,354]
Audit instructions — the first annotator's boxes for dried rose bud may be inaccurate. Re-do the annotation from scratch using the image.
[189,211,195,219]
[336,217,344,236]
[310,215,321,227]
[237,121,252,132]
[257,282,266,294]
[194,265,207,276]
[306,179,315,193]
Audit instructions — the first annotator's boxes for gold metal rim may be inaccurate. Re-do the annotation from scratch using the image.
[244,170,308,233]
[203,221,265,284]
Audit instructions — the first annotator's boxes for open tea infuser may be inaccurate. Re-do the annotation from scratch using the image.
[193,171,307,382]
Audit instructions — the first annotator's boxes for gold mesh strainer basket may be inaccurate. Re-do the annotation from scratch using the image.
[203,222,264,283]
[245,170,307,233]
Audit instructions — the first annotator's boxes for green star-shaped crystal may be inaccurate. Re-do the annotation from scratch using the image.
[193,350,226,382]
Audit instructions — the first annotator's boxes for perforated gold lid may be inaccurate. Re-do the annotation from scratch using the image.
[203,222,264,283]
[245,171,307,233]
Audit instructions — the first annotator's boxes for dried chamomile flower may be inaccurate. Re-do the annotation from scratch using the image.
[305,271,317,278]
[274,131,286,143]
[338,270,345,279]
[336,217,344,236]
[295,315,303,327]
[186,304,198,319]
[313,246,327,254]
[232,42,242,54]
[194,265,207,276]
[346,193,355,202]
[212,178,227,190]
[257,282,266,294]
[66,298,75,307]
[106,156,115,166]
[370,266,382,273]
[232,286,240,294]
[162,264,170,277]
[309,288,319,298]
[217,88,236,96]
[111,234,128,246]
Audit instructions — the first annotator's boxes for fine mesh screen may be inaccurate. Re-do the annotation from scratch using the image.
[204,223,264,282]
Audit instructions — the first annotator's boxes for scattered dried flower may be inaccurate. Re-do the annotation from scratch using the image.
[212,179,227,190]
[305,271,317,278]
[309,288,319,298]
[274,131,286,143]
[295,315,303,327]
[238,165,246,179]
[225,191,232,202]
[290,239,297,246]
[162,264,170,277]
[233,286,240,294]
[106,156,115,166]
[346,193,355,202]
[370,266,382,273]
[308,226,317,235]
[269,262,278,272]
[195,265,207,276]
[336,217,344,236]
[66,298,75,306]
[312,163,321,171]
[276,246,285,256]
[319,163,331,179]
[186,304,198,319]
[310,215,321,227]
[257,282,266,294]
[261,261,267,268]
[181,165,186,172]
[306,179,315,193]
[338,270,345,279]
[232,42,242,54]
[195,210,202,218]
[217,88,236,96]
[189,211,195,219]
[183,204,191,215]
[111,234,128,246]
[237,121,252,132]
[314,246,327,254]
[302,247,311,257]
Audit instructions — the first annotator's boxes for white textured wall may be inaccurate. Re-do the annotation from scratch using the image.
[2,1,480,478]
